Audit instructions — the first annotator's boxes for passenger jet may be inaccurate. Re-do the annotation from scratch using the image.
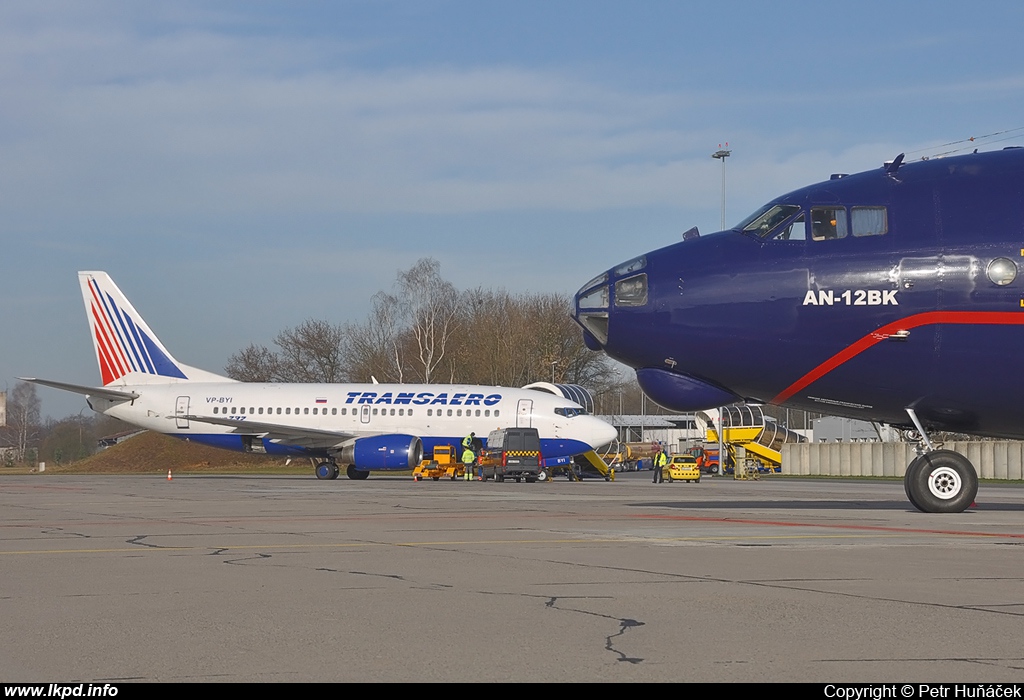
[24,272,616,480]
[572,147,1024,513]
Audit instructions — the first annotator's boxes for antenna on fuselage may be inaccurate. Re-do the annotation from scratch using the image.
[884,153,905,175]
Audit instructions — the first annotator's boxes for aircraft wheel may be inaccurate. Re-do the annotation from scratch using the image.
[346,465,370,480]
[329,463,340,480]
[315,462,333,480]
[903,455,927,511]
[905,450,977,513]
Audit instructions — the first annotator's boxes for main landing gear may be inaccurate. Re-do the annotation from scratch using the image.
[315,461,340,480]
[346,464,369,480]
[314,460,369,481]
[902,409,978,513]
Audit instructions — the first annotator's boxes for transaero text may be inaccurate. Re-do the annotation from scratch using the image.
[344,392,502,406]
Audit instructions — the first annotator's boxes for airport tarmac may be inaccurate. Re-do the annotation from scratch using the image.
[2,471,1024,683]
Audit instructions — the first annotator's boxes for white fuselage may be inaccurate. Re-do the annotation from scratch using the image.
[95,381,616,460]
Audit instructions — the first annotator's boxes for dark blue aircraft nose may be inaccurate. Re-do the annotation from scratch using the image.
[573,251,742,412]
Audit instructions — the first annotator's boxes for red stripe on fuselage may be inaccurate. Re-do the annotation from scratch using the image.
[771,311,1024,404]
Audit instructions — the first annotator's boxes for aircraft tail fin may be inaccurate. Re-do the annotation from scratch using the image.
[78,271,231,386]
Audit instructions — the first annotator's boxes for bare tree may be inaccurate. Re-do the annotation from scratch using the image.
[1,381,41,463]
[226,321,347,383]
[220,257,618,403]
[274,319,347,383]
[225,343,279,382]
[396,259,460,384]
[342,291,406,383]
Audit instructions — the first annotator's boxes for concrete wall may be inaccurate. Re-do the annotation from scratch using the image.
[781,441,1024,480]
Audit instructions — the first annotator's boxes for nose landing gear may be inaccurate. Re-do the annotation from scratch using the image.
[902,409,978,513]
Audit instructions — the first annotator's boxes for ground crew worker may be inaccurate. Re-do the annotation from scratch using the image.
[652,449,667,484]
[462,432,476,481]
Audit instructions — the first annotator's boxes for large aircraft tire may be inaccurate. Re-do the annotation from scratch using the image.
[904,455,927,511]
[329,463,340,480]
[906,450,977,513]
[315,462,334,480]
[346,465,370,480]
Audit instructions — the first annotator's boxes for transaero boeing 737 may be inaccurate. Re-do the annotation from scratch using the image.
[24,272,616,480]
[573,147,1024,513]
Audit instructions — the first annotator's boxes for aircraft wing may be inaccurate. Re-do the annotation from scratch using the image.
[177,414,360,450]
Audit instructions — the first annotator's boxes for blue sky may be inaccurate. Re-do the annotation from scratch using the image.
[4,0,1024,418]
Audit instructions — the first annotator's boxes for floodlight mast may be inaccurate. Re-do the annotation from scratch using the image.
[710,145,732,471]
[711,145,732,231]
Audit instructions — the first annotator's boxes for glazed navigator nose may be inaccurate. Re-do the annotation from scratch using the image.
[572,255,649,350]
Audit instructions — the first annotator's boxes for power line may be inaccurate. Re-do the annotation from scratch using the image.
[907,126,1024,160]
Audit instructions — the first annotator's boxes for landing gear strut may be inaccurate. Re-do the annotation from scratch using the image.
[902,408,977,513]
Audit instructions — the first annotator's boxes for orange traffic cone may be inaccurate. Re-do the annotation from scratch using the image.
[167,470,172,481]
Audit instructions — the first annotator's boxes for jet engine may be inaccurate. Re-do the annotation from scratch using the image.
[340,434,423,470]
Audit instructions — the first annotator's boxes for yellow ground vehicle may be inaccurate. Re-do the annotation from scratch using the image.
[666,455,701,483]
[413,444,465,480]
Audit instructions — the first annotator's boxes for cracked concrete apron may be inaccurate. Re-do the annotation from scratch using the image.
[2,474,1023,682]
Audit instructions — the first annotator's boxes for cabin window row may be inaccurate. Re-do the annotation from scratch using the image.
[209,406,500,418]
[212,406,415,416]
[426,408,498,418]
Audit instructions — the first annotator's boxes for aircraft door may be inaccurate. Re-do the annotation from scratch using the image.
[175,396,190,429]
[360,405,371,424]
[516,399,533,428]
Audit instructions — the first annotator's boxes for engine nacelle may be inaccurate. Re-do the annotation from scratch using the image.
[340,434,423,471]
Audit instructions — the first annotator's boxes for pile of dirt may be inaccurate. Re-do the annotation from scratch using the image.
[49,431,310,474]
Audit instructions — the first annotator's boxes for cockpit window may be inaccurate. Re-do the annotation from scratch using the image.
[774,213,806,241]
[614,274,648,307]
[578,286,609,309]
[738,204,802,238]
[613,256,646,276]
[555,407,587,417]
[577,272,608,295]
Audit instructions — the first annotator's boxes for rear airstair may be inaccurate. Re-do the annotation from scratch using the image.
[696,406,805,473]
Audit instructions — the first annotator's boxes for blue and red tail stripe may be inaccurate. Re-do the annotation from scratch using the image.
[87,278,186,385]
